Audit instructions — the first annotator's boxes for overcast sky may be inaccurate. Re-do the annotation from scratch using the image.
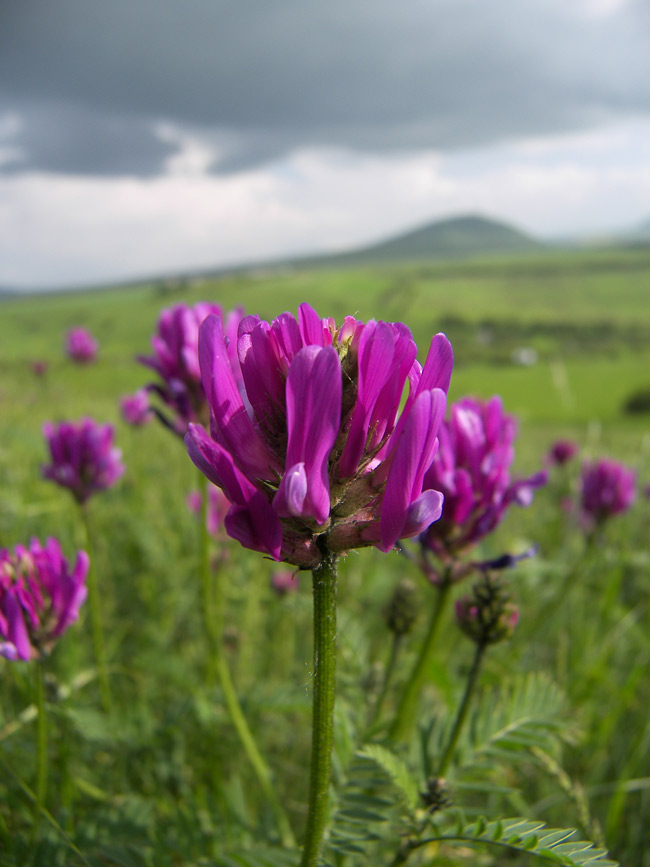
[1,0,649,289]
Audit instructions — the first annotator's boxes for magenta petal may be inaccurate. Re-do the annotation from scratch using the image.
[273,462,308,518]
[298,303,333,347]
[186,425,283,558]
[226,505,282,560]
[401,490,444,539]
[238,319,285,431]
[283,345,341,524]
[379,389,446,551]
[419,332,454,395]
[5,593,32,661]
[198,315,277,480]
[338,321,393,477]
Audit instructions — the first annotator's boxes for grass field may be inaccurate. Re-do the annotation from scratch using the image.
[1,246,649,866]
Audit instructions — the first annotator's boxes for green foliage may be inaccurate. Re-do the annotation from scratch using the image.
[425,816,618,866]
[425,673,576,777]
[1,247,650,864]
[358,744,420,810]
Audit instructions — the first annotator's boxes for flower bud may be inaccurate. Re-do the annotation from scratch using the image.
[455,574,519,645]
[385,579,418,636]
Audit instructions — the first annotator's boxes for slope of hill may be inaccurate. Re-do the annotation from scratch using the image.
[303,214,543,267]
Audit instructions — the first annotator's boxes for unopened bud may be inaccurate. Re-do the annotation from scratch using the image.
[420,776,452,814]
[385,579,418,636]
[455,574,519,645]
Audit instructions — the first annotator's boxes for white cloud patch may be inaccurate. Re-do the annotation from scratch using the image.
[0,118,649,289]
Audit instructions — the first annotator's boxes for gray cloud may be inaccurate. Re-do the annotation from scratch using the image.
[1,0,648,176]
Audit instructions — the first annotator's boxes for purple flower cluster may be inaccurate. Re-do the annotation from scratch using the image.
[420,396,547,560]
[581,458,636,524]
[186,303,453,567]
[120,389,153,427]
[546,439,579,467]
[0,538,89,661]
[65,327,98,364]
[42,418,125,504]
[138,302,244,433]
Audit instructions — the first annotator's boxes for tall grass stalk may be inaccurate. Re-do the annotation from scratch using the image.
[80,505,113,713]
[32,662,48,839]
[197,475,295,848]
[389,571,452,741]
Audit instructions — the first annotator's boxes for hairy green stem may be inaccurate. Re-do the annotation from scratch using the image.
[197,478,294,848]
[389,574,452,742]
[437,641,486,776]
[80,505,112,713]
[300,550,339,867]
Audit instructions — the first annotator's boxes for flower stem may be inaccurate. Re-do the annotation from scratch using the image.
[300,549,339,867]
[437,640,486,776]
[197,476,294,848]
[389,573,452,742]
[80,505,112,713]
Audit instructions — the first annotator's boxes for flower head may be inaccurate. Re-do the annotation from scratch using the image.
[31,360,49,378]
[546,438,579,467]
[120,389,153,427]
[65,327,98,363]
[186,303,453,567]
[270,570,299,596]
[42,418,125,504]
[580,458,636,524]
[420,396,547,561]
[138,302,244,433]
[0,538,89,661]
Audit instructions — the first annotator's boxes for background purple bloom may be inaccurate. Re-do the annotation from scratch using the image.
[65,327,98,363]
[120,389,153,427]
[546,438,579,466]
[420,395,547,561]
[42,417,125,504]
[186,303,453,567]
[270,570,299,597]
[0,538,89,661]
[138,302,244,433]
[581,458,636,524]
[186,486,230,537]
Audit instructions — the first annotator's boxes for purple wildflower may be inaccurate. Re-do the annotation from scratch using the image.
[186,486,230,537]
[138,302,244,433]
[65,327,98,364]
[0,538,89,661]
[120,389,153,427]
[270,570,299,596]
[420,396,547,561]
[580,458,636,524]
[546,438,579,467]
[42,418,125,504]
[31,360,50,378]
[186,303,453,568]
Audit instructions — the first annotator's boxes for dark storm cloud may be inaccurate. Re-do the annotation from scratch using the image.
[1,0,648,176]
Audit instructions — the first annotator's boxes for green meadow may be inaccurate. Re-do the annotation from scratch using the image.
[1,245,650,866]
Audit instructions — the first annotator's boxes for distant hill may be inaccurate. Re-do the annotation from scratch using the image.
[298,214,543,267]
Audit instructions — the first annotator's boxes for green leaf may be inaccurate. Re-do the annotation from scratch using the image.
[425,815,619,866]
[357,743,419,810]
